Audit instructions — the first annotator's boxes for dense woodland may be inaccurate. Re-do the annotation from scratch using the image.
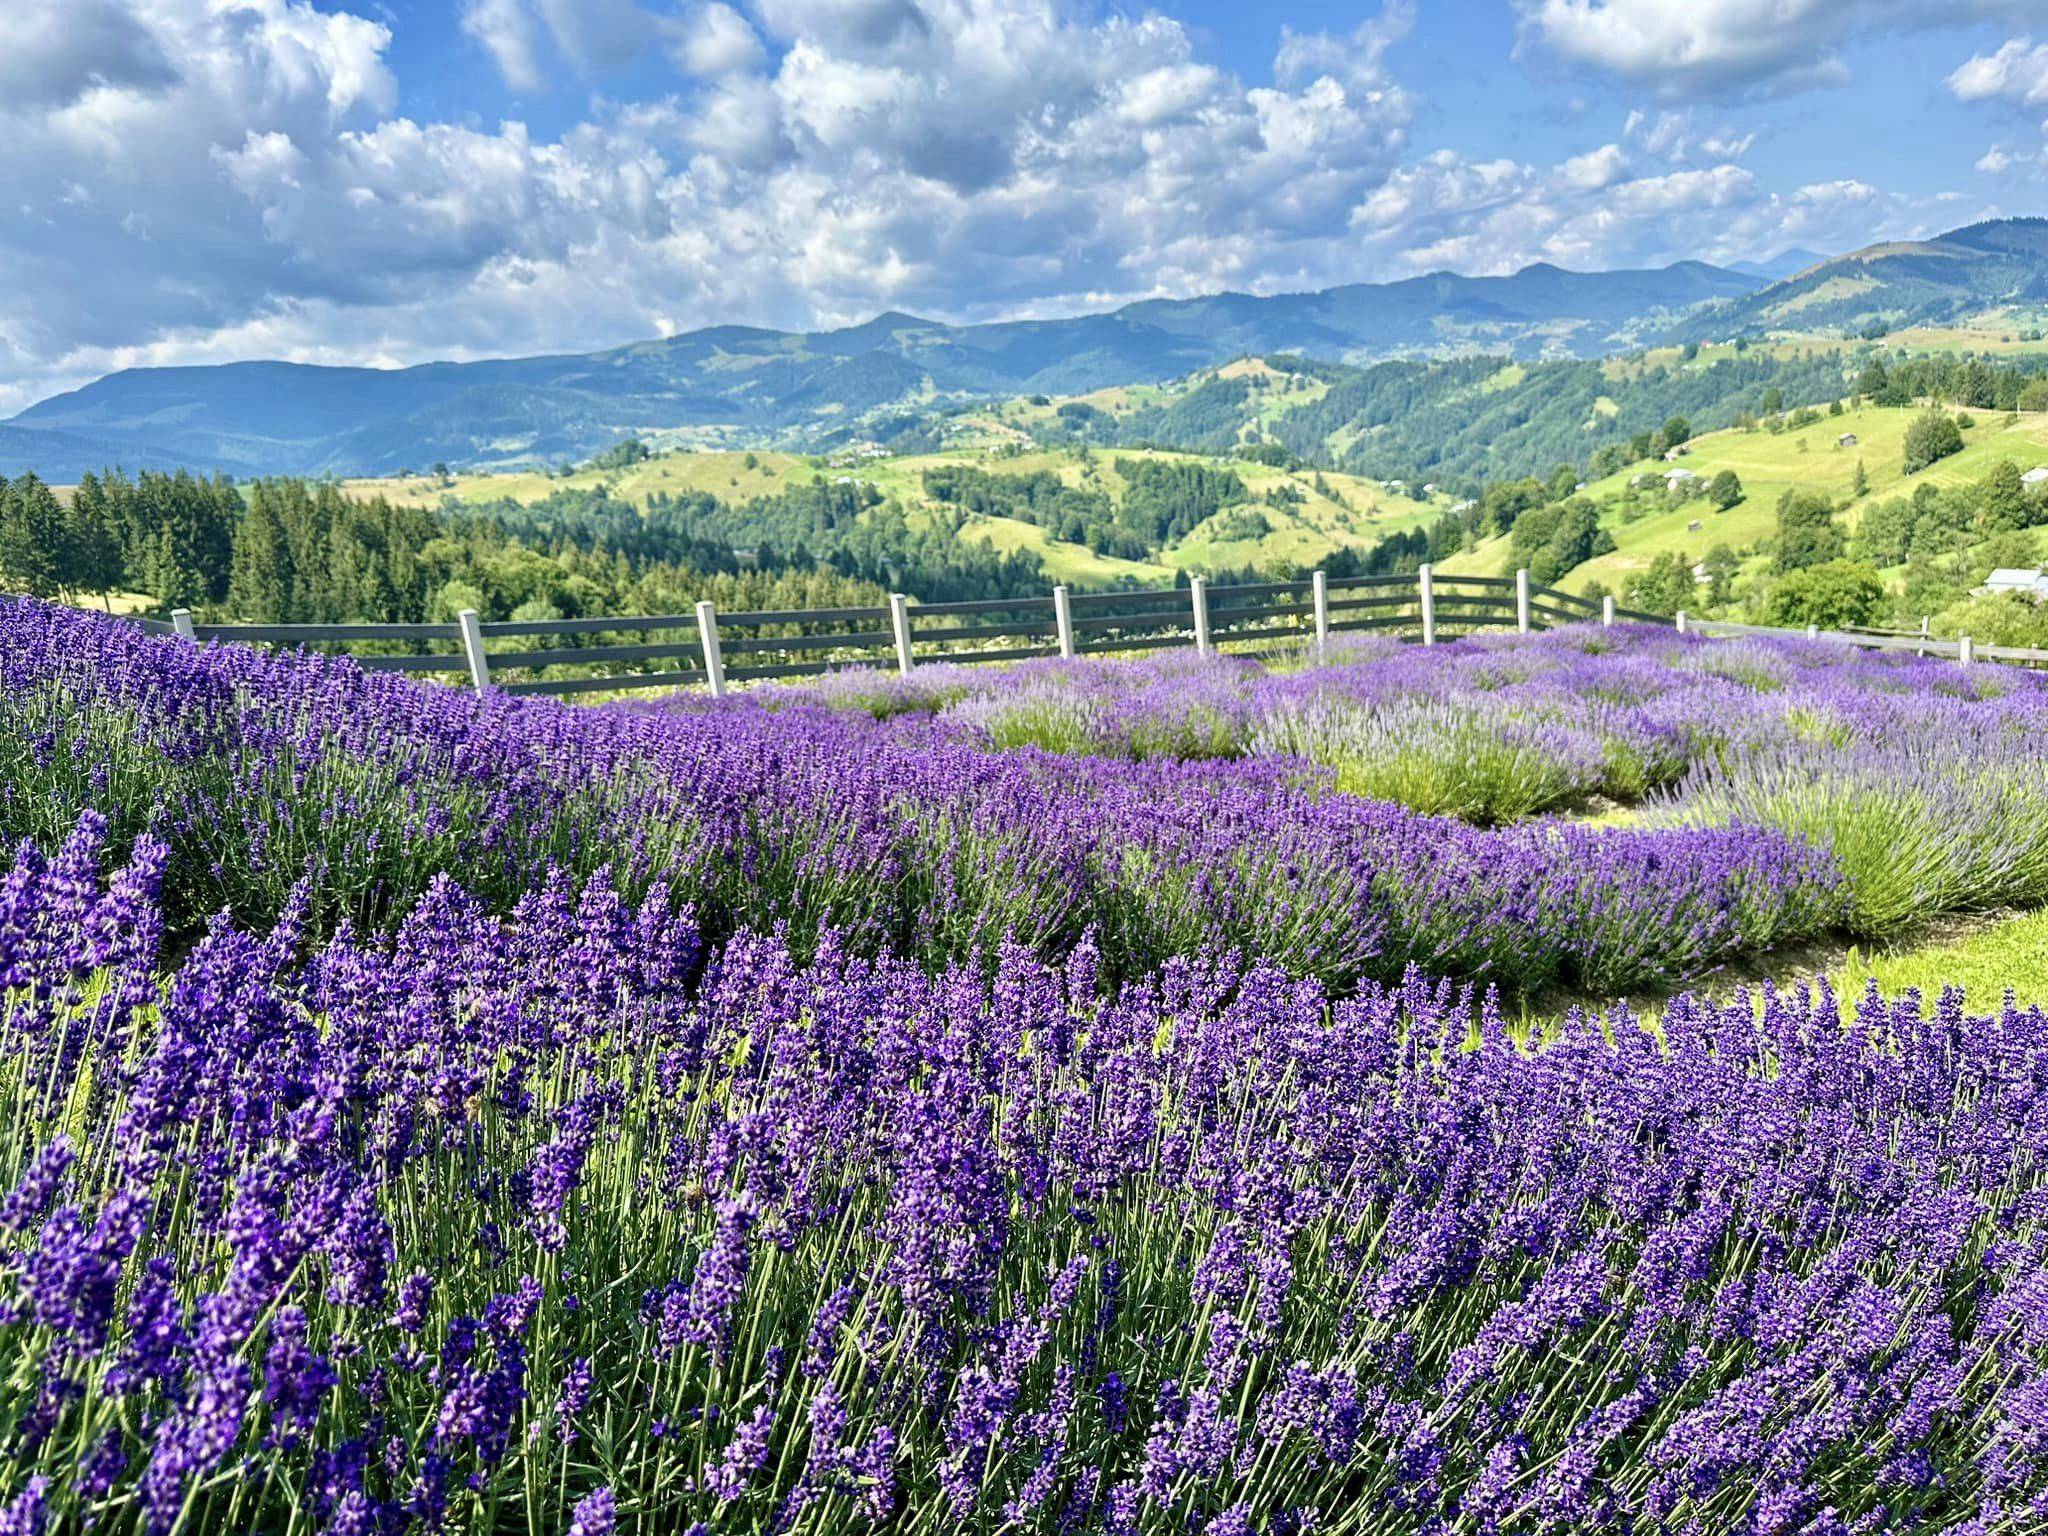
[0,470,915,625]
[1101,346,2048,491]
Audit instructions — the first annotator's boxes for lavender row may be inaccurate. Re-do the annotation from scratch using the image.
[765,625,2048,930]
[0,600,1840,993]
[1,820,2045,1532]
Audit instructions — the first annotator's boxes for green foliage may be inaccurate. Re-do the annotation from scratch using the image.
[1761,560,1887,629]
[1975,459,2041,532]
[1903,410,1965,474]
[1932,592,2048,649]
[1773,490,1845,573]
[1707,469,1743,510]
[1622,551,1696,616]
[1855,497,1915,567]
[1509,498,1613,584]
[588,437,652,471]
[0,474,72,598]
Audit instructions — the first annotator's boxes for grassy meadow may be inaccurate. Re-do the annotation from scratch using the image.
[349,438,1447,588]
[1440,401,2048,597]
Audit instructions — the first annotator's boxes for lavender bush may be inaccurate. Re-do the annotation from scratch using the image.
[0,821,2045,1533]
[768,625,2048,937]
[0,601,1841,994]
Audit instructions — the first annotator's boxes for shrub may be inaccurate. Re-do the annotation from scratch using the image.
[1760,559,1886,630]
[1903,409,1964,474]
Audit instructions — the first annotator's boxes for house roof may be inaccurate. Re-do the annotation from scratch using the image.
[2023,467,2048,484]
[1984,568,2048,591]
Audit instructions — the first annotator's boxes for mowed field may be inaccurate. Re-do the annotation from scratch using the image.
[349,440,1447,587]
[1440,403,2048,594]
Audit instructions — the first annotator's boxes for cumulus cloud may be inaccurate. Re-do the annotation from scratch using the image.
[1950,37,2048,105]
[0,0,1993,416]
[0,0,180,111]
[1520,0,2037,99]
[1946,36,2048,179]
[674,3,766,74]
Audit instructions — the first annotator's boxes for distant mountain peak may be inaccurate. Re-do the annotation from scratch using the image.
[1672,216,2048,344]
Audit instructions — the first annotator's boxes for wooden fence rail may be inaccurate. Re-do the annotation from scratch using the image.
[146,563,2046,697]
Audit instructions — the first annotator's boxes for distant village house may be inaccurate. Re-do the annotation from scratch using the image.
[1979,568,2048,601]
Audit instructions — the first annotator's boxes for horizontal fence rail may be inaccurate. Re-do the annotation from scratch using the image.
[144,563,2040,697]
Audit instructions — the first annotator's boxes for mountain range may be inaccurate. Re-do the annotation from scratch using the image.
[1671,219,2048,342]
[5,218,2046,481]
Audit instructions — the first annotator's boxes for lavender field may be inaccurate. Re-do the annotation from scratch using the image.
[5,597,2048,1534]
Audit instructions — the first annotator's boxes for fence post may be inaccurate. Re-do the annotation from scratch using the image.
[1311,569,1329,659]
[1052,585,1076,658]
[1515,568,1531,634]
[1959,634,1974,667]
[1190,577,1211,657]
[1602,595,1615,628]
[456,609,491,695]
[170,608,196,641]
[1418,564,1436,646]
[889,593,915,676]
[1806,623,1819,640]
[1674,609,1688,635]
[696,600,727,698]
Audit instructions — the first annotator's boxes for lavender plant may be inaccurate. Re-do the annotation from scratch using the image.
[0,601,1841,995]
[0,824,2045,1533]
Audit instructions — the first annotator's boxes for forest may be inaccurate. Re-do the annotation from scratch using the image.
[0,470,1054,624]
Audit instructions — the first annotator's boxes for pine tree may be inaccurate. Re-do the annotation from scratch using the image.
[229,482,296,621]
[0,473,74,598]
[65,473,124,606]
[1851,460,1868,498]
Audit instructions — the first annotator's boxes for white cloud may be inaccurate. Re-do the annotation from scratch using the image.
[1950,37,2048,105]
[1521,0,2036,99]
[0,0,179,110]
[675,3,765,74]
[1560,143,1626,189]
[0,0,1994,417]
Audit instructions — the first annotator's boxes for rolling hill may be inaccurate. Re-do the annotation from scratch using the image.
[1437,402,2048,600]
[1673,219,2048,342]
[2,262,1763,478]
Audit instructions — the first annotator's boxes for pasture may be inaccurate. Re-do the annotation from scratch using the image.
[1442,402,2048,595]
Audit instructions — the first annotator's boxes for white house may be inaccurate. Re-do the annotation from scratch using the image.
[2022,467,2048,488]
[1666,468,1701,492]
[1837,432,1858,447]
[1980,568,2048,600]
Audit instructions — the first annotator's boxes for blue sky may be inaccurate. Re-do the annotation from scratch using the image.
[4,0,2048,413]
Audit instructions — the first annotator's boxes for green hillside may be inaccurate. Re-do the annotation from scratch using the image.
[352,440,1447,588]
[1437,403,2048,596]
[1673,219,2048,345]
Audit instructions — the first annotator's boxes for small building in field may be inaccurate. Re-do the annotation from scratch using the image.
[1666,468,1701,492]
[1687,518,1703,532]
[1837,432,1858,447]
[2022,467,2048,488]
[1980,568,2048,601]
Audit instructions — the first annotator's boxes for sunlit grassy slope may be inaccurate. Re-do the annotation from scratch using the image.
[1440,404,2048,594]
[1833,908,2048,1009]
[351,441,1446,588]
